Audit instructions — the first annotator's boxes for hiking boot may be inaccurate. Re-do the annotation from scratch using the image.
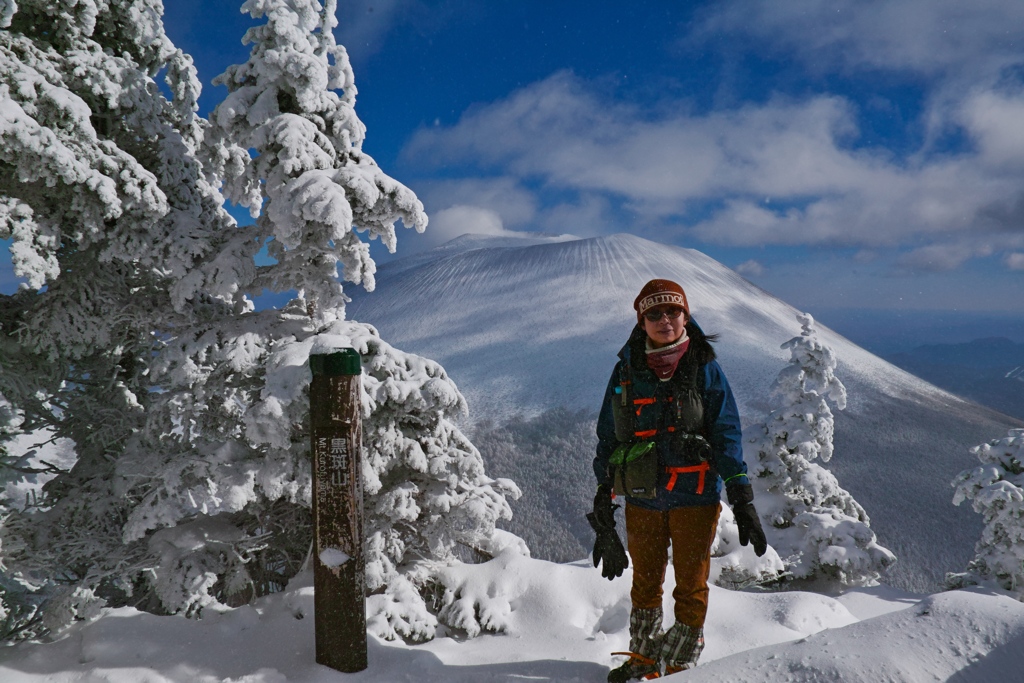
[607,652,660,682]
[660,621,704,672]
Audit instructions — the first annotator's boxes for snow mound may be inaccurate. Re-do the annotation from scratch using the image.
[691,589,1024,683]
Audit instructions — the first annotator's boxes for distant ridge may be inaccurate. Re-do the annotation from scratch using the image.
[348,233,1023,591]
[884,337,1024,420]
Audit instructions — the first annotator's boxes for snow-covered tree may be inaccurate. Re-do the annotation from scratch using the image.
[948,429,1024,597]
[749,313,895,586]
[0,0,250,637]
[1,0,518,641]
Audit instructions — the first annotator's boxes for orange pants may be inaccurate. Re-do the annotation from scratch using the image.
[625,503,721,628]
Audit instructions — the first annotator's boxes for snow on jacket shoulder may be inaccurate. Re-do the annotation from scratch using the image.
[593,319,747,510]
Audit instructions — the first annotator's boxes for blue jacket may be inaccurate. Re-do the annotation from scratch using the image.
[593,320,747,510]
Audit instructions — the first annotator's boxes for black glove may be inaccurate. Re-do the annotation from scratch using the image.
[727,483,768,557]
[591,484,617,528]
[587,484,628,579]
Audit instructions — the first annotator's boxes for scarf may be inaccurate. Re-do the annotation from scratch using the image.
[645,331,690,381]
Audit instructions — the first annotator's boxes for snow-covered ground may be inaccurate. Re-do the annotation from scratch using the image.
[3,549,1022,682]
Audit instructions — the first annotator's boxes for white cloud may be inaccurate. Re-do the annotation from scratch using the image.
[685,0,1024,157]
[336,0,467,62]
[853,250,878,264]
[735,260,765,277]
[404,177,614,249]
[531,194,617,238]
[404,72,1024,261]
[960,91,1024,171]
[335,0,409,57]
[413,177,538,228]
[687,0,1024,81]
[401,2,1024,276]
[406,75,865,205]
[1005,253,1024,270]
[898,244,994,272]
[425,205,524,246]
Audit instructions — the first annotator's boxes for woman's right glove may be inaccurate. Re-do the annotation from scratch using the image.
[727,482,768,557]
[586,484,628,580]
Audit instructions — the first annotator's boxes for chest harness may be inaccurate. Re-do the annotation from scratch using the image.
[609,354,714,498]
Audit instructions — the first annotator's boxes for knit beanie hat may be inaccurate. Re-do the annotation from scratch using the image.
[634,279,689,325]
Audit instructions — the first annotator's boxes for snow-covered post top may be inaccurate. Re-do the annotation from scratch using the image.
[309,346,367,673]
[207,0,427,315]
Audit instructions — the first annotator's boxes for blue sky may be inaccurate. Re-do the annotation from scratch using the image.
[4,0,1024,338]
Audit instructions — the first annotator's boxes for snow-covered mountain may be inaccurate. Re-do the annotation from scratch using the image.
[348,233,1023,592]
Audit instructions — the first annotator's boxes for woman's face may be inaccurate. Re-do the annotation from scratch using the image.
[643,305,687,348]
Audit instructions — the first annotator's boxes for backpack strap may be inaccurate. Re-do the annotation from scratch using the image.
[611,361,636,443]
[673,352,701,391]
[665,355,710,442]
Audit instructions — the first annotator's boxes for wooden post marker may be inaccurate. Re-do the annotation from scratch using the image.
[309,349,366,673]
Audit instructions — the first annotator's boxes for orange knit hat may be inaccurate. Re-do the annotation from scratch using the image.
[633,279,689,324]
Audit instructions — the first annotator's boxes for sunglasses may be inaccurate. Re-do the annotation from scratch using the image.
[643,308,684,322]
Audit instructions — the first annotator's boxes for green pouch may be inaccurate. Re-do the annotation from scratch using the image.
[611,441,659,499]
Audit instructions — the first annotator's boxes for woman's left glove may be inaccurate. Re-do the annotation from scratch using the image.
[727,483,768,557]
[586,484,629,579]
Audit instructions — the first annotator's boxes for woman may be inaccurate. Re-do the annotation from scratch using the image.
[588,278,767,682]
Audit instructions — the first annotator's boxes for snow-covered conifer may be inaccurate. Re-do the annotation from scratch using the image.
[1,0,518,640]
[0,0,254,635]
[948,429,1024,597]
[750,313,895,586]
